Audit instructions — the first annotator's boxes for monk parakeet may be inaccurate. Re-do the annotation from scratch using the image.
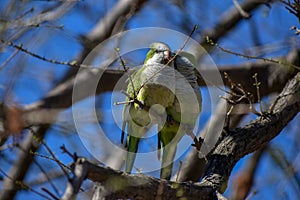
[158,49,201,180]
[121,42,202,180]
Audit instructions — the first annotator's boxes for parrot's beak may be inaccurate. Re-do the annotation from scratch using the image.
[163,50,170,63]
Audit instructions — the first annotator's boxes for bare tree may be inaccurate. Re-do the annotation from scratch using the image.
[0,0,299,199]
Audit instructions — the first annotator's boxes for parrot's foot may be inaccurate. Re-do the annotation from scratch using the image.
[191,136,204,151]
[187,130,203,151]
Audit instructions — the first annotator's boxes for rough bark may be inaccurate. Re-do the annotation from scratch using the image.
[177,49,300,182]
[63,72,300,199]
[201,72,300,192]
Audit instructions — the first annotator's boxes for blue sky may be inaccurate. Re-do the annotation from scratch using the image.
[0,0,300,199]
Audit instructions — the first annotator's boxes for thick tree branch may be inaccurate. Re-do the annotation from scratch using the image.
[65,158,217,200]
[7,2,76,29]
[61,72,300,199]
[177,49,300,182]
[201,71,300,192]
[197,0,267,53]
[1,49,298,130]
[1,50,298,200]
[43,0,271,113]
[62,158,88,200]
[61,0,148,81]
[0,1,282,199]
[85,0,148,45]
[33,49,300,110]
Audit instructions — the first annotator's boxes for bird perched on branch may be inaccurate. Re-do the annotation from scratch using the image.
[121,42,202,180]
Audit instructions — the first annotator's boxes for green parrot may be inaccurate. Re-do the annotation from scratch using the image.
[158,49,202,180]
[121,42,175,174]
[121,42,202,180]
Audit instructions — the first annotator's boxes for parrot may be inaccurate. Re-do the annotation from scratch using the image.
[121,42,202,180]
[158,49,202,180]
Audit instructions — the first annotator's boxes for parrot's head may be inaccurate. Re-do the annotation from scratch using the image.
[144,42,171,65]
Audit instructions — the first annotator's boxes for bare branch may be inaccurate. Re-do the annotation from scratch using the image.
[232,0,251,18]
[0,49,19,71]
[85,0,148,45]
[62,68,300,199]
[0,39,82,68]
[62,158,89,200]
[177,49,300,181]
[0,1,285,199]
[2,2,76,30]
[64,158,216,200]
[206,37,300,70]
[198,0,267,53]
[62,0,148,80]
[3,49,297,132]
[201,71,300,192]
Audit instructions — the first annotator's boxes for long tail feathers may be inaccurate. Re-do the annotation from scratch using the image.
[125,136,140,173]
[160,143,177,180]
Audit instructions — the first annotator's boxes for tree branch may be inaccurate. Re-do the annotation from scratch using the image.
[65,158,217,200]
[61,0,148,81]
[177,49,300,182]
[196,0,267,54]
[0,1,284,199]
[1,48,298,131]
[61,72,300,199]
[201,71,300,192]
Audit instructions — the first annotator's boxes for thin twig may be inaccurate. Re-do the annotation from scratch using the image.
[220,72,261,116]
[41,141,70,178]
[41,187,60,200]
[32,159,61,196]
[252,73,263,114]
[232,0,251,18]
[206,37,300,70]
[60,144,78,161]
[0,49,19,71]
[0,39,89,68]
[15,7,34,20]
[0,168,52,200]
[115,48,137,99]
[114,99,134,105]
[118,90,145,108]
[29,151,70,170]
[138,25,198,91]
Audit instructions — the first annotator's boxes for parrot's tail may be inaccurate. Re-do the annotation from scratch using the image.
[160,143,177,180]
[125,136,140,173]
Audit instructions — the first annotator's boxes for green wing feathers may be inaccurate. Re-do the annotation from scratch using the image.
[121,43,202,180]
